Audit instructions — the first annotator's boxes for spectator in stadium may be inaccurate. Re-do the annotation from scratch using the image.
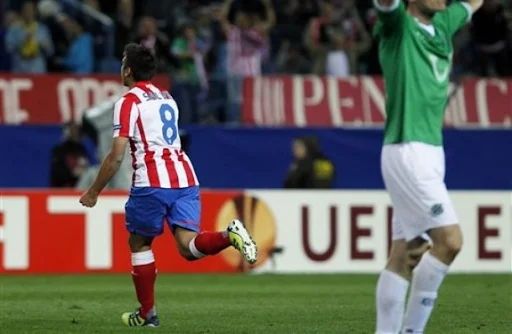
[58,16,94,74]
[359,7,382,75]
[338,0,372,74]
[198,4,228,123]
[306,0,371,77]
[133,16,172,74]
[216,0,275,123]
[276,40,311,74]
[0,11,20,71]
[325,25,350,78]
[274,0,302,39]
[284,0,320,28]
[115,0,135,59]
[273,0,319,59]
[140,0,178,30]
[284,136,335,189]
[38,5,70,73]
[471,0,512,77]
[84,0,104,12]
[171,22,209,124]
[195,6,214,48]
[305,0,344,75]
[5,1,54,73]
[50,122,90,188]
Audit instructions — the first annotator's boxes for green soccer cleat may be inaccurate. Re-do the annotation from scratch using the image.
[121,309,160,327]
[227,219,258,264]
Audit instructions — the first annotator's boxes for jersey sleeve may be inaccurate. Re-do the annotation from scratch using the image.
[112,96,139,138]
[373,0,406,35]
[436,2,473,36]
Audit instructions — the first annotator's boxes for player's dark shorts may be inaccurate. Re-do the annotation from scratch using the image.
[125,186,201,237]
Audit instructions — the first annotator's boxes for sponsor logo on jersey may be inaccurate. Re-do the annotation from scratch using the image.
[428,53,452,83]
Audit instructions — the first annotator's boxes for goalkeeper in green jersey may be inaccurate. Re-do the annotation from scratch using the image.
[372,1,483,333]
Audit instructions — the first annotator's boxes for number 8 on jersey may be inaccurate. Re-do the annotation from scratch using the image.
[159,104,178,145]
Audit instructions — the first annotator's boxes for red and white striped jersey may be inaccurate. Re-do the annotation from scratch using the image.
[112,81,199,188]
[227,25,266,77]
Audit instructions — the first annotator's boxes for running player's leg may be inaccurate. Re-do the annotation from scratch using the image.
[127,233,158,323]
[168,186,230,260]
[168,186,258,264]
[122,187,166,327]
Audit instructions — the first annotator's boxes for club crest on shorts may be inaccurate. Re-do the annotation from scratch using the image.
[430,203,444,217]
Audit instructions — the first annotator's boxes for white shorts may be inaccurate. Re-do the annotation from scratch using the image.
[381,142,458,241]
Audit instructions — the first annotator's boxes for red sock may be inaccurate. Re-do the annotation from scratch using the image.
[190,231,231,257]
[131,250,157,319]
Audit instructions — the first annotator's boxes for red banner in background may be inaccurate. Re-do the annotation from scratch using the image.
[243,76,512,127]
[0,75,169,124]
[0,190,240,274]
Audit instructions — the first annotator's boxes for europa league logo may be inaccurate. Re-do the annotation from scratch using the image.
[216,194,277,271]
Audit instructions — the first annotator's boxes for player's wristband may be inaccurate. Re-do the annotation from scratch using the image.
[373,0,401,12]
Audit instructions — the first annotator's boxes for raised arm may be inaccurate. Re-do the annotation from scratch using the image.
[374,0,402,12]
[373,0,406,35]
[436,0,483,36]
[215,0,234,37]
[351,10,372,54]
[258,0,276,35]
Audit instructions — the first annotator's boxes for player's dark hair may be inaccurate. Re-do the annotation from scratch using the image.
[123,43,157,82]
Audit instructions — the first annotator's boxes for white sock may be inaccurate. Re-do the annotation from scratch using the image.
[375,269,410,334]
[188,237,205,259]
[131,250,154,266]
[402,252,449,333]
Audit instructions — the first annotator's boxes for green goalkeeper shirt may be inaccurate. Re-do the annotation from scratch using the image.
[374,0,472,146]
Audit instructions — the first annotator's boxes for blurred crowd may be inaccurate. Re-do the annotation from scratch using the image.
[2,0,512,124]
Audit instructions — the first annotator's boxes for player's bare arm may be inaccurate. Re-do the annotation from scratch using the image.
[215,0,234,37]
[257,0,276,35]
[79,137,128,207]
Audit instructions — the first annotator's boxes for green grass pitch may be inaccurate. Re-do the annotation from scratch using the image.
[0,274,510,333]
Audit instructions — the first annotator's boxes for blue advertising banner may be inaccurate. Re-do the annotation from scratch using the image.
[0,126,510,189]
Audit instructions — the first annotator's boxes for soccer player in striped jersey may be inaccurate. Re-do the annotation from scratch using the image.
[373,1,483,333]
[79,43,257,327]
